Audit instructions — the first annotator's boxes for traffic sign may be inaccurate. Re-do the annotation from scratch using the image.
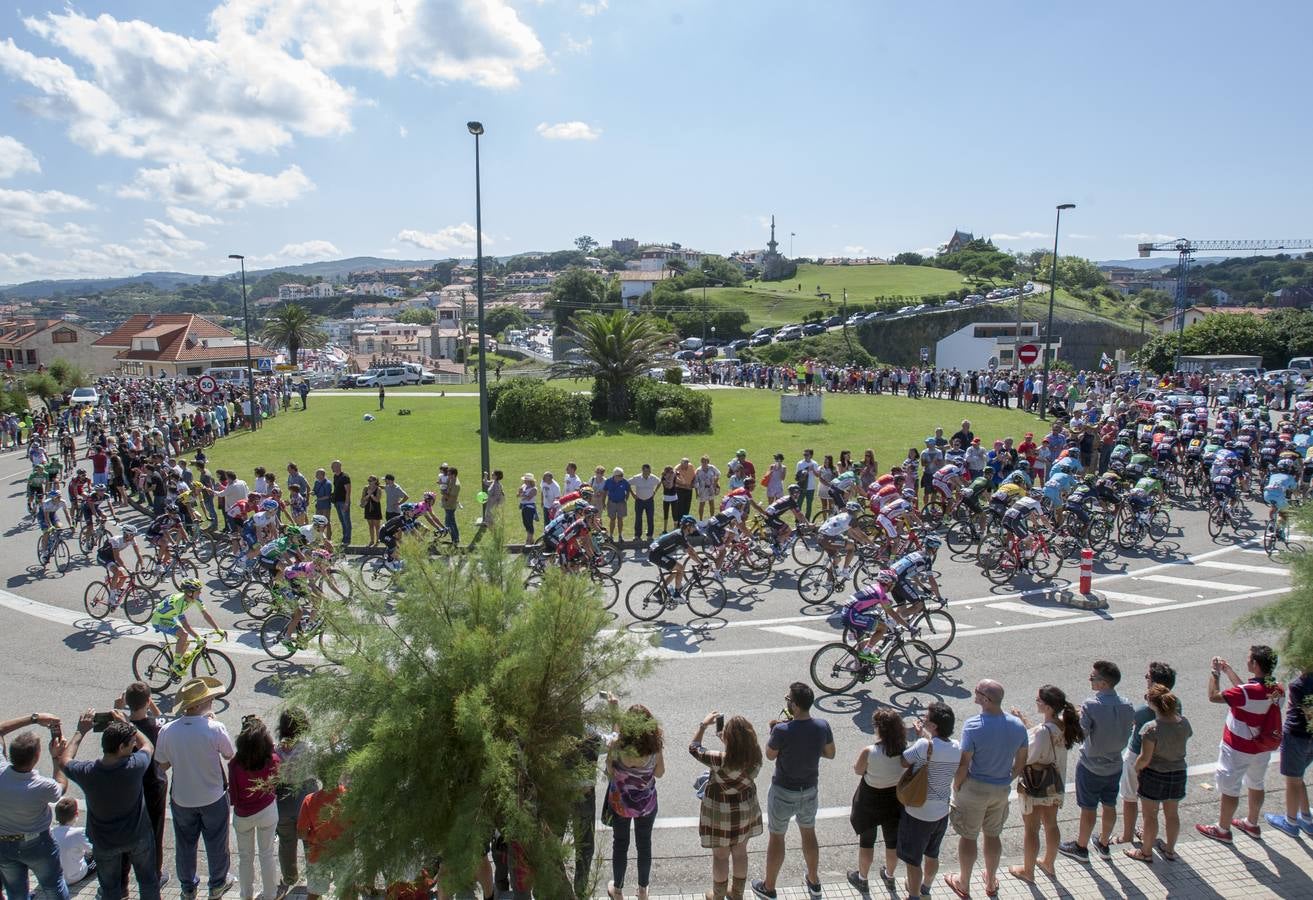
[275,364,297,372]
[196,375,217,394]
[1017,343,1039,365]
[919,346,929,362]
[257,357,273,372]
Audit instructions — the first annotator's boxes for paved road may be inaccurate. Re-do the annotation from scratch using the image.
[0,452,1293,892]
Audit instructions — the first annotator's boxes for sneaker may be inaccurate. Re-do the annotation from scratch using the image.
[1057,840,1089,862]
[1195,823,1233,843]
[181,889,196,900]
[282,640,298,654]
[804,878,821,900]
[1232,817,1262,839]
[1297,813,1313,836]
[877,867,896,889]
[1092,836,1112,859]
[856,649,882,664]
[1264,813,1300,837]
[209,875,236,900]
[845,871,868,894]
[750,880,776,900]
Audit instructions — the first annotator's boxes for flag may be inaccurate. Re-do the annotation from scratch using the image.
[1100,352,1113,372]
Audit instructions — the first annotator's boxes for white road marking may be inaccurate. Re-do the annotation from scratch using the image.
[1195,560,1289,577]
[985,601,1081,619]
[1099,591,1174,606]
[760,625,840,642]
[1137,574,1257,591]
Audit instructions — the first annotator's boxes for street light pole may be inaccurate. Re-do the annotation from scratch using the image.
[467,122,491,488]
[1037,203,1075,420]
[228,253,257,432]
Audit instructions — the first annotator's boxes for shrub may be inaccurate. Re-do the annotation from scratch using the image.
[488,380,593,442]
[663,366,683,385]
[632,380,711,433]
[655,406,690,434]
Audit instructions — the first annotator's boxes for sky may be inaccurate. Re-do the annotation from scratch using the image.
[0,0,1310,283]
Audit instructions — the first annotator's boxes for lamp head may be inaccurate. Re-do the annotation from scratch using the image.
[467,121,484,136]
[1057,203,1075,211]
[228,254,244,261]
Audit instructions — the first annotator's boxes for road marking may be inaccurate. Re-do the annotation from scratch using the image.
[761,625,839,642]
[985,601,1081,619]
[1099,591,1174,606]
[1195,560,1289,577]
[1137,574,1258,591]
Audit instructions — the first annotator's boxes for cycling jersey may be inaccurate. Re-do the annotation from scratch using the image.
[96,535,132,566]
[870,484,900,511]
[844,584,890,633]
[889,550,933,584]
[1042,472,1076,506]
[1002,496,1042,534]
[990,482,1026,506]
[1265,472,1298,510]
[150,591,205,631]
[875,500,912,538]
[648,529,689,569]
[818,511,854,538]
[144,513,176,539]
[721,487,753,514]
[259,536,293,562]
[763,496,798,523]
[1133,476,1163,497]
[1051,456,1081,476]
[378,514,416,548]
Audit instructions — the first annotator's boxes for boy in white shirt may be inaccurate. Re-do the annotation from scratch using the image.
[52,797,95,884]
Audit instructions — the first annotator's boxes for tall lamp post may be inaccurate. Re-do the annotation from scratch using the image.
[228,253,258,432]
[467,122,491,488]
[1037,203,1075,420]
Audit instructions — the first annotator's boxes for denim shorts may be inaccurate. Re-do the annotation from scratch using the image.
[1280,732,1313,778]
[1075,761,1121,810]
[767,784,818,833]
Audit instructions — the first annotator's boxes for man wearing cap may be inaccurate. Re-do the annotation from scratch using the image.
[919,439,943,506]
[603,467,631,542]
[964,439,986,480]
[154,678,236,900]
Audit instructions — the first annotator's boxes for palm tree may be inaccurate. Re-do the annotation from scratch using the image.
[550,310,668,421]
[261,304,327,367]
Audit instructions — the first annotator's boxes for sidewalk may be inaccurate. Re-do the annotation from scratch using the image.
[70,826,1313,900]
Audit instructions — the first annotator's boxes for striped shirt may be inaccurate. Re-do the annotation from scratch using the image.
[1223,679,1283,755]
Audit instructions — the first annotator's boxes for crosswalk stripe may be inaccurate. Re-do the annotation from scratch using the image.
[1195,560,1289,577]
[761,625,840,642]
[1137,575,1259,591]
[1100,590,1174,606]
[986,601,1082,618]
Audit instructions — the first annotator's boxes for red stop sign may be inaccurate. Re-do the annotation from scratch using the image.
[1017,343,1039,365]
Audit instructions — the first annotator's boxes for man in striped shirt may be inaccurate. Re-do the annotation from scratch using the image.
[1197,645,1284,843]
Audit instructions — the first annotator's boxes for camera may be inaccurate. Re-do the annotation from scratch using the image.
[93,712,113,732]
[715,714,724,733]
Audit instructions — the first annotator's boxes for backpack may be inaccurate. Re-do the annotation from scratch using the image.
[1253,699,1284,753]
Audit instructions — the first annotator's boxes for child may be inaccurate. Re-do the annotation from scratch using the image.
[299,776,348,900]
[289,483,308,525]
[52,797,94,884]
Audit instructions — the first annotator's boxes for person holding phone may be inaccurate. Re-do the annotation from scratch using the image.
[0,712,69,900]
[689,712,763,900]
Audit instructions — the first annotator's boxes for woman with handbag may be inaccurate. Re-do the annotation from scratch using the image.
[847,708,906,894]
[1125,685,1191,864]
[688,713,762,900]
[1007,685,1084,885]
[896,702,961,900]
[603,695,665,900]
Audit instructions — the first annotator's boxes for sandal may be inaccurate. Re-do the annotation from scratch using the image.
[944,874,972,899]
[1123,849,1154,865]
[1006,866,1033,885]
[1154,838,1178,862]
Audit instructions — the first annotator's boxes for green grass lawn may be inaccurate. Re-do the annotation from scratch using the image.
[745,263,968,302]
[209,389,1038,533]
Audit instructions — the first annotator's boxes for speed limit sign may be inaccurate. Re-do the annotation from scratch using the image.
[197,375,218,394]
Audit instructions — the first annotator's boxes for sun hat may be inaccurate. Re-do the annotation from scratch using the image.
[177,676,225,710]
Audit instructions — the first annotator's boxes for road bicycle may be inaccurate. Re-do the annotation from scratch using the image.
[134,552,201,591]
[1050,511,1112,562]
[809,627,938,695]
[747,518,824,567]
[77,519,112,556]
[36,526,72,572]
[173,519,217,565]
[1206,492,1246,540]
[524,554,620,610]
[1116,502,1171,549]
[976,528,1060,583]
[944,504,992,554]
[840,589,958,654]
[131,631,235,695]
[715,532,775,584]
[1263,504,1305,558]
[83,576,156,624]
[259,599,346,663]
[625,563,725,621]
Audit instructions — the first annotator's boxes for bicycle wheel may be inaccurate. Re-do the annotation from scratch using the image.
[796,564,836,606]
[883,638,938,691]
[1088,516,1113,554]
[625,580,666,621]
[259,615,297,660]
[83,581,111,620]
[319,626,347,664]
[944,520,977,555]
[52,541,71,573]
[123,587,156,625]
[912,609,956,653]
[189,529,216,565]
[1148,510,1171,544]
[809,642,864,695]
[36,532,50,566]
[356,556,395,592]
[1116,518,1144,549]
[131,644,175,692]
[791,534,824,567]
[1263,520,1278,555]
[1207,505,1226,539]
[167,559,200,591]
[1050,526,1082,562]
[241,582,274,620]
[192,649,236,696]
[1030,544,1062,578]
[919,496,947,529]
[78,526,95,555]
[685,576,726,618]
[591,572,620,610]
[215,550,247,589]
[735,543,774,585]
[594,541,622,577]
[135,560,162,589]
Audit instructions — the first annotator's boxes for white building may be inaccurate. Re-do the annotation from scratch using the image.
[615,270,675,306]
[638,245,703,272]
[504,272,556,288]
[934,321,1059,370]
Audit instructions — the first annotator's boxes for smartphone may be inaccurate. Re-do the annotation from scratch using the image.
[49,722,62,741]
[598,692,608,700]
[714,714,724,733]
[93,712,113,732]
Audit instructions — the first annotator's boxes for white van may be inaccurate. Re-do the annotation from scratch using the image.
[355,367,415,387]
[203,366,250,384]
[1289,357,1313,373]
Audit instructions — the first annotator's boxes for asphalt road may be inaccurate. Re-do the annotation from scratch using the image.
[0,453,1293,893]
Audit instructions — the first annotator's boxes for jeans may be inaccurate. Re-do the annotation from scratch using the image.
[444,508,460,545]
[0,831,69,900]
[632,497,654,539]
[171,796,231,893]
[333,500,352,546]
[275,817,302,886]
[95,826,160,900]
[124,787,167,893]
[610,811,656,889]
[233,803,278,900]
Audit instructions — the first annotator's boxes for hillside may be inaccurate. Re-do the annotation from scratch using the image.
[747,263,967,301]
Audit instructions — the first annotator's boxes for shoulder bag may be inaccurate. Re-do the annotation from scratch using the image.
[895,740,933,807]
[1019,725,1063,799]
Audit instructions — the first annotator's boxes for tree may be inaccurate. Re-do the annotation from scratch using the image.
[574,235,598,254]
[550,310,668,421]
[664,258,689,276]
[281,533,652,900]
[45,359,88,391]
[260,304,328,367]
[485,305,529,338]
[893,252,925,266]
[1136,310,1284,372]
[1239,505,1313,673]
[698,254,745,287]
[397,307,436,325]
[23,373,60,409]
[547,268,613,327]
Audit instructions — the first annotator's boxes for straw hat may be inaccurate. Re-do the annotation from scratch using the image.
[177,676,225,710]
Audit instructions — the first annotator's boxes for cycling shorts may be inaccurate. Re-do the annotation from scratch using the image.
[1212,483,1235,498]
[152,614,187,637]
[647,549,677,571]
[1002,513,1030,537]
[891,580,928,608]
[763,515,787,535]
[932,478,954,500]
[842,604,883,634]
[960,494,982,515]
[1063,502,1091,524]
[241,524,257,547]
[875,514,899,539]
[703,523,727,546]
[1129,494,1154,511]
[1264,490,1291,511]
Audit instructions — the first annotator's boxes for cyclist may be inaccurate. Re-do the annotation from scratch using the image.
[412,491,447,533]
[276,550,335,651]
[1061,475,1099,531]
[557,505,599,569]
[930,458,965,509]
[818,499,873,578]
[96,525,142,604]
[1263,458,1299,538]
[378,503,423,568]
[647,515,706,599]
[25,463,48,514]
[257,525,307,580]
[953,472,993,521]
[1041,466,1078,512]
[1000,492,1047,562]
[86,484,118,526]
[39,488,71,532]
[142,504,182,571]
[698,508,743,573]
[540,503,578,558]
[1126,467,1165,521]
[843,571,913,664]
[149,578,225,676]
[761,483,809,554]
[888,534,944,608]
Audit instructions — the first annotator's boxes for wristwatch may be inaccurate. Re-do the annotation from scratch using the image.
[29,713,37,723]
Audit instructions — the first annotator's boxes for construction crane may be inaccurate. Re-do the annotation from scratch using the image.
[1137,238,1313,369]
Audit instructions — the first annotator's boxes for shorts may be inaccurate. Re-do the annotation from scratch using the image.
[896,811,948,867]
[950,778,1011,839]
[1280,732,1313,778]
[1117,746,1139,803]
[1002,514,1029,537]
[1137,767,1187,803]
[92,472,108,487]
[1063,502,1091,524]
[932,479,953,500]
[152,615,185,637]
[606,499,628,518]
[876,515,898,539]
[1264,490,1290,511]
[766,784,818,833]
[1074,760,1120,809]
[306,859,335,897]
[843,604,882,634]
[648,550,677,571]
[919,471,933,491]
[1214,743,1271,797]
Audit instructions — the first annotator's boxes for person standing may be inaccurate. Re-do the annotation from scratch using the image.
[228,718,279,900]
[360,476,383,546]
[896,702,961,899]
[154,677,236,900]
[1007,685,1083,885]
[693,457,721,520]
[0,713,70,900]
[273,710,318,896]
[441,467,461,546]
[329,460,351,547]
[1059,660,1135,863]
[1266,664,1313,836]
[377,383,385,411]
[846,708,906,894]
[674,458,696,520]
[604,468,631,542]
[794,450,821,521]
[540,472,562,522]
[58,710,160,900]
[691,713,762,900]
[115,683,168,891]
[603,696,664,900]
[1124,686,1191,864]
[752,683,835,900]
[1113,662,1180,847]
[630,464,660,542]
[311,470,332,541]
[945,680,1028,900]
[659,466,678,533]
[381,474,408,522]
[517,474,538,546]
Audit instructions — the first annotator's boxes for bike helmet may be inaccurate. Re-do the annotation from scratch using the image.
[1279,459,1297,473]
[900,488,916,500]
[1147,467,1161,479]
[121,524,138,537]
[399,502,417,513]
[422,491,436,503]
[312,548,332,561]
[46,490,60,499]
[179,577,203,593]
[92,483,107,494]
[580,485,595,497]
[872,569,894,586]
[582,505,598,516]
[282,524,301,539]
[1084,474,1097,485]
[679,514,698,528]
[787,483,802,495]
[311,514,328,527]
[922,534,942,551]
[260,498,279,511]
[845,499,863,512]
[1016,459,1031,471]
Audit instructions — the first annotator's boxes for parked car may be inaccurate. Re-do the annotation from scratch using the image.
[775,329,802,342]
[964,294,984,304]
[896,306,914,315]
[749,333,773,347]
[801,323,826,336]
[69,386,98,406]
[695,346,720,359]
[943,299,961,307]
[679,337,704,351]
[726,338,749,351]
[752,326,777,338]
[823,315,844,328]
[862,311,882,322]
[673,349,698,361]
[337,373,361,388]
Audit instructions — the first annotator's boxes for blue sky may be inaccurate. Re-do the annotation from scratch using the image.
[0,0,1309,282]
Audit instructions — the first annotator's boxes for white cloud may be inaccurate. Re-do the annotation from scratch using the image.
[579,0,608,15]
[398,125,409,138]
[914,247,937,256]
[0,251,42,271]
[252,240,341,264]
[990,231,1046,242]
[0,187,94,215]
[166,206,221,227]
[396,223,488,253]
[1066,233,1096,240]
[119,160,314,209]
[4,218,93,247]
[561,34,592,54]
[0,136,40,179]
[842,245,868,257]
[536,120,601,140]
[1119,232,1177,243]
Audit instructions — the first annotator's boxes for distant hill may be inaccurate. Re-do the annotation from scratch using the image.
[1096,257,1230,271]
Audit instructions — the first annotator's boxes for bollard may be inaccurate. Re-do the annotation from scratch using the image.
[1079,547,1094,595]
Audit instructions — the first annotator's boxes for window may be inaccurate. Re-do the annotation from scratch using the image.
[51,328,77,344]
[25,349,36,364]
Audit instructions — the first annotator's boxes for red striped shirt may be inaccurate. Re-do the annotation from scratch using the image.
[1223,680,1283,754]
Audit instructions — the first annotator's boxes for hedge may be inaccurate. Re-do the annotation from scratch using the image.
[488,380,593,442]
[631,380,711,433]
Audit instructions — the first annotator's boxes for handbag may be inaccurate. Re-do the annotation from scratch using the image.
[895,740,933,807]
[600,780,621,826]
[1019,725,1063,799]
